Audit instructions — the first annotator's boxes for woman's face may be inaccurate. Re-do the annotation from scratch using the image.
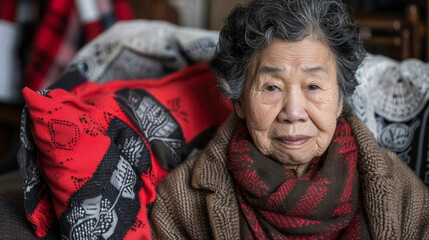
[235,38,342,166]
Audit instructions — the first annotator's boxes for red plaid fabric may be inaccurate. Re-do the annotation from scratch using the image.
[75,0,103,41]
[25,0,134,91]
[112,0,134,20]
[0,0,17,22]
[83,20,103,40]
[25,0,76,90]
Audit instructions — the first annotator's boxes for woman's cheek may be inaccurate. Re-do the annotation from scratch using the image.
[247,94,275,130]
[306,90,326,105]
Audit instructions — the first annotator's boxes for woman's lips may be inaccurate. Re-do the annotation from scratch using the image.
[276,136,310,146]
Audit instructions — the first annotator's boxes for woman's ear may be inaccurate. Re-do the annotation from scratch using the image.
[234,100,246,119]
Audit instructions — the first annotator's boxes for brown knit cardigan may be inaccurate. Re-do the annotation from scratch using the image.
[150,111,429,240]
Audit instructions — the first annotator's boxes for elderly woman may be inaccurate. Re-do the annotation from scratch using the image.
[150,0,429,239]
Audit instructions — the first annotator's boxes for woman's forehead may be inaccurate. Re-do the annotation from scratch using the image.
[247,38,336,79]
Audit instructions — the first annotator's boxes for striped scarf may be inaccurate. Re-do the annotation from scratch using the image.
[227,118,370,239]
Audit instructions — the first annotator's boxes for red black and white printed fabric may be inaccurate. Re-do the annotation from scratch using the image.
[24,0,134,91]
[19,62,232,239]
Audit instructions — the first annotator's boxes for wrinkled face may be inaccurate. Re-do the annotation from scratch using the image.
[235,38,342,165]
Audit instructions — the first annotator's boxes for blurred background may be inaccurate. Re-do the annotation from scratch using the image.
[0,0,428,173]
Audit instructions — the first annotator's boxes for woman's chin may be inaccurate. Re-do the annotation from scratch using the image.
[269,142,317,165]
[271,151,314,166]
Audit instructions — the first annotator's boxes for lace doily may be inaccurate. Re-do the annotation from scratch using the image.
[355,55,429,122]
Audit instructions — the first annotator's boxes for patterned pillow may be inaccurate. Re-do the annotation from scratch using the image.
[351,55,429,185]
[19,62,232,239]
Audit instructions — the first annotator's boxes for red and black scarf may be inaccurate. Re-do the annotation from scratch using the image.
[227,118,370,239]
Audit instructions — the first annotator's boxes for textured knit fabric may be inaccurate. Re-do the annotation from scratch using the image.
[228,118,369,239]
[69,20,220,85]
[19,63,232,239]
[150,108,429,240]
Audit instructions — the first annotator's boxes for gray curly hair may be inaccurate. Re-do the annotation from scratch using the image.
[211,0,366,109]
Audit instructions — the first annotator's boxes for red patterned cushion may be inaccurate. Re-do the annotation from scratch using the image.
[21,62,232,239]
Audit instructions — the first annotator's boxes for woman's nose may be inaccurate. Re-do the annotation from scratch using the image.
[277,91,309,123]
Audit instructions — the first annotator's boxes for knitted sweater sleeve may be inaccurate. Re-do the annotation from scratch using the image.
[149,157,213,240]
[387,150,429,239]
[149,187,188,239]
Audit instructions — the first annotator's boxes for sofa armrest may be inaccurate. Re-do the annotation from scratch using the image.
[0,170,36,239]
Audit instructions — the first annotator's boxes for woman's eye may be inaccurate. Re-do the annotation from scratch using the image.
[265,86,280,92]
[261,85,282,104]
[307,85,320,91]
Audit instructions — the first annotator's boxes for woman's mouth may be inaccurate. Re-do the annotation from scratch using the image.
[276,136,310,146]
